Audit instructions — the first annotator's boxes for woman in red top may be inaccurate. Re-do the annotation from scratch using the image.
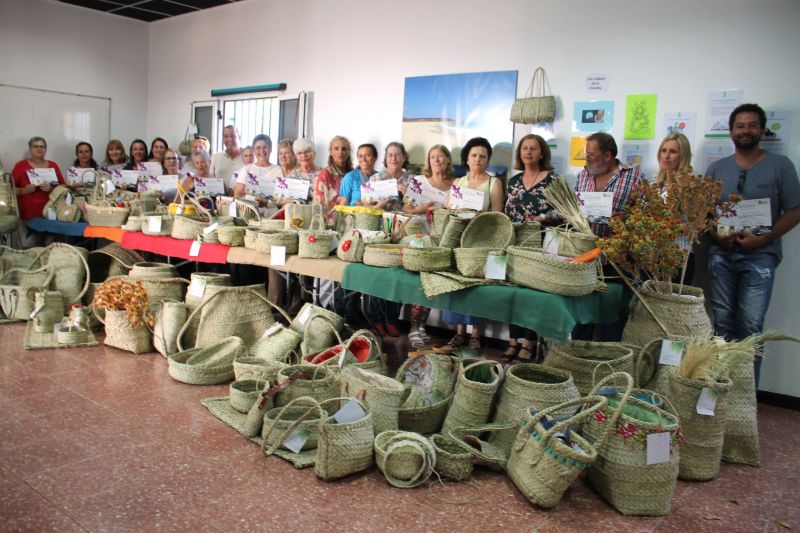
[12,136,65,221]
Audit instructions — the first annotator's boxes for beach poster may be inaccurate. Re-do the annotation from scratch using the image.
[401,70,517,167]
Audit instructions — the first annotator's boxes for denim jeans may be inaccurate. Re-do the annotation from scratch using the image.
[708,252,777,386]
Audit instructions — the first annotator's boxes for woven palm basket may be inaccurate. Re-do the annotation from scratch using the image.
[167,336,246,385]
[429,434,473,481]
[255,230,299,255]
[363,244,403,268]
[454,247,504,278]
[514,221,543,247]
[217,225,246,246]
[460,211,514,249]
[401,246,452,272]
[507,246,598,296]
[374,430,436,488]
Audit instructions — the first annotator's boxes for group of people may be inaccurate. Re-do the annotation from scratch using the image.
[8,104,799,375]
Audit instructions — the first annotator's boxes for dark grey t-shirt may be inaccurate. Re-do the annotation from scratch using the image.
[707,152,800,261]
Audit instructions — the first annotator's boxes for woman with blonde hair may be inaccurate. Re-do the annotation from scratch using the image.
[656,132,692,184]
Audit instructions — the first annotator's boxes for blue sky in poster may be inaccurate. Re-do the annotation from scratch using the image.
[403,71,517,125]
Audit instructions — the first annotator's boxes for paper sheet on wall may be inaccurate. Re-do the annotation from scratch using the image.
[705,89,743,137]
[663,111,697,144]
[621,143,652,170]
[624,94,657,140]
[760,110,792,157]
[702,141,734,173]
[569,137,587,168]
[573,100,614,133]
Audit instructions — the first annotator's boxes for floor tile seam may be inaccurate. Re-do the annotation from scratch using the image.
[16,476,92,532]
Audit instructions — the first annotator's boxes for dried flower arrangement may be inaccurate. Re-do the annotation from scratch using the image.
[92,278,152,326]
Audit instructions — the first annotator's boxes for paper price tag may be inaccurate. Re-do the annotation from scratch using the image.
[147,216,162,233]
[659,340,685,366]
[410,237,425,249]
[175,205,184,215]
[485,254,507,280]
[188,278,207,298]
[104,180,115,195]
[261,323,283,339]
[298,306,313,325]
[30,302,45,319]
[270,245,286,266]
[333,399,366,424]
[696,387,718,416]
[646,432,671,465]
[203,222,219,235]
[282,427,311,454]
[47,207,57,220]
[228,200,238,217]
[189,240,202,257]
[65,193,73,205]
[329,234,339,253]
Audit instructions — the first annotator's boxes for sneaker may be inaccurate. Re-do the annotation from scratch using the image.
[408,326,426,350]
[374,323,387,337]
[418,325,431,343]
[386,324,401,337]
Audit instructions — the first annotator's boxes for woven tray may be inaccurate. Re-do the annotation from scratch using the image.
[507,246,598,296]
[23,322,98,350]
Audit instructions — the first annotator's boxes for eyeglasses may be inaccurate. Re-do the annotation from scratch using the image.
[30,144,46,149]
[164,157,180,161]
[737,169,747,193]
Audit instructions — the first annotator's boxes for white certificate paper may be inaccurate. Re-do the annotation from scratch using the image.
[405,176,449,207]
[361,178,398,201]
[448,184,484,211]
[577,191,614,218]
[718,198,772,231]
[66,167,89,184]
[138,162,163,176]
[243,168,276,197]
[274,176,310,200]
[112,169,141,188]
[147,175,178,192]
[26,168,57,185]
[193,177,225,195]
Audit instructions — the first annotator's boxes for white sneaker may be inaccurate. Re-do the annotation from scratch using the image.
[418,325,431,343]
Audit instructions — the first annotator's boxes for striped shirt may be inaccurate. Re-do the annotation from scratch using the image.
[575,161,644,237]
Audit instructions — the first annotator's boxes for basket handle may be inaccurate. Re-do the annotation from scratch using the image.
[261,395,326,457]
[446,421,516,464]
[383,436,433,485]
[303,313,345,360]
[46,243,91,303]
[586,371,634,450]
[461,358,505,385]
[308,212,325,232]
[342,328,386,367]
[239,201,261,223]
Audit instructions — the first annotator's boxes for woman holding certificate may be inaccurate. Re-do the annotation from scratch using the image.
[178,149,213,196]
[503,134,558,360]
[278,139,297,177]
[440,137,504,352]
[373,142,412,212]
[338,144,379,206]
[313,136,353,224]
[405,145,455,350]
[233,134,282,208]
[12,136,65,246]
[123,139,148,171]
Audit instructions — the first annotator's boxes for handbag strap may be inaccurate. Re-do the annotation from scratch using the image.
[46,243,91,303]
[261,395,326,457]
[586,371,635,450]
[303,313,344,360]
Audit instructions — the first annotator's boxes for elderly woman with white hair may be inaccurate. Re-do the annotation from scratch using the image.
[284,138,321,203]
[178,149,213,196]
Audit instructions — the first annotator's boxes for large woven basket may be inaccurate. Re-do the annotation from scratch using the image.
[543,341,648,395]
[341,366,405,434]
[460,212,514,249]
[171,214,210,240]
[274,364,340,407]
[396,354,457,434]
[314,396,374,481]
[514,221,543,247]
[97,307,152,354]
[152,299,187,358]
[374,430,436,488]
[217,225,246,246]
[669,374,732,481]
[0,266,54,320]
[141,215,174,236]
[234,356,279,382]
[438,212,472,248]
[621,280,712,349]
[545,226,597,257]
[130,262,178,279]
[87,243,143,281]
[401,246,452,272]
[261,398,329,451]
[289,302,345,355]
[722,356,760,467]
[583,386,681,516]
[255,230,299,255]
[430,208,451,237]
[168,336,245,385]
[441,359,504,434]
[244,227,266,249]
[490,364,581,454]
[45,243,90,305]
[363,244,403,268]
[454,247,504,278]
[85,200,130,227]
[507,246,598,296]
[507,395,609,508]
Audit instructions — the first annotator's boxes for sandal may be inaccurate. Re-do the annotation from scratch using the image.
[407,326,426,350]
[468,336,481,350]
[439,333,466,353]
[517,347,533,361]
[503,344,519,358]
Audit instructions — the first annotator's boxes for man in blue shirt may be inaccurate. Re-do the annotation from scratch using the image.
[706,103,800,386]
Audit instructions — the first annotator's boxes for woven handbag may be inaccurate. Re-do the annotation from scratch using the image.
[261,396,329,452]
[722,355,761,467]
[430,208,451,238]
[448,422,518,472]
[543,340,654,395]
[152,299,187,358]
[177,285,274,350]
[490,364,581,455]
[638,337,691,398]
[438,212,472,248]
[314,396,374,480]
[289,302,345,355]
[234,356,285,382]
[300,314,356,363]
[441,359,505,434]
[42,185,81,222]
[396,353,458,433]
[374,430,436,488]
[168,336,245,385]
[669,374,733,481]
[96,307,152,354]
[543,226,597,258]
[0,174,19,233]
[298,214,336,258]
[140,214,174,236]
[87,243,143,281]
[506,394,609,508]
[341,329,387,375]
[85,179,130,226]
[45,243,90,305]
[429,434,473,481]
[229,379,268,414]
[0,266,55,320]
[27,289,64,333]
[217,225,246,246]
[284,202,322,230]
[583,382,682,516]
[621,280,713,350]
[341,366,405,434]
[0,245,47,271]
[274,364,339,407]
[509,67,556,124]
[507,246,599,296]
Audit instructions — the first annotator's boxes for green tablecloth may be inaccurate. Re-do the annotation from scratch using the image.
[341,263,630,342]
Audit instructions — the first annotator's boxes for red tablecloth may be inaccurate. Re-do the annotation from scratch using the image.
[121,232,230,263]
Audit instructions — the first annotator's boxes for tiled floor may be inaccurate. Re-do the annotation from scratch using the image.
[1,321,798,532]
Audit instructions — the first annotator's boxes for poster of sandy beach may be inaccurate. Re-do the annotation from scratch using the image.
[401,71,517,168]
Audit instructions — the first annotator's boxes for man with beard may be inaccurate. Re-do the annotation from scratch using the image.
[707,103,800,386]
